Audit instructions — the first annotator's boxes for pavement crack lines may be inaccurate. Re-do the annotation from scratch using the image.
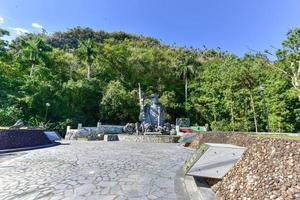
[0,141,193,200]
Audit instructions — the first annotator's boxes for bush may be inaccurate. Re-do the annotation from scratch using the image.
[0,106,23,127]
[210,120,231,131]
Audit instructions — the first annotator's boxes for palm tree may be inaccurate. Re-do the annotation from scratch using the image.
[20,37,51,77]
[77,39,96,79]
[176,50,198,106]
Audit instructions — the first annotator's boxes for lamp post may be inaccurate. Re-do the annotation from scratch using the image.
[44,102,51,122]
[259,85,269,132]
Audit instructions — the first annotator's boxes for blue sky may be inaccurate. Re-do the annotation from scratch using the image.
[0,0,300,56]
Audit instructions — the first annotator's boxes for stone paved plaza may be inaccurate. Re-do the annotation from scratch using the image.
[0,141,193,200]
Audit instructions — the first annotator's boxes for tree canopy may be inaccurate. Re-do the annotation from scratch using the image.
[0,27,299,135]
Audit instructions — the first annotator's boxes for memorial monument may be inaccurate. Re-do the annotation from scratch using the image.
[65,84,177,138]
[136,84,175,134]
[139,94,165,128]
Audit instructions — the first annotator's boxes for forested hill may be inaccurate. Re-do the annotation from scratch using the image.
[0,27,299,134]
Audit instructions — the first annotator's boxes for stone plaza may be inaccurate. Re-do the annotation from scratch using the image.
[0,141,193,200]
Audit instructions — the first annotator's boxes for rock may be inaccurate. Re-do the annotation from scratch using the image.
[104,135,119,141]
[170,128,176,135]
[143,123,153,132]
[123,123,136,134]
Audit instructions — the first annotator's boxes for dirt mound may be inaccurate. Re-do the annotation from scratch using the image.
[0,129,52,150]
[190,132,300,199]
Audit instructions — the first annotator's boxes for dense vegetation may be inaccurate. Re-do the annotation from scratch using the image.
[0,27,299,135]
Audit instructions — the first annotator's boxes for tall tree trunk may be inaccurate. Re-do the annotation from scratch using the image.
[185,77,188,103]
[289,62,300,102]
[250,91,258,133]
[212,92,217,122]
[291,73,300,102]
[230,103,235,131]
[30,62,35,77]
[69,64,73,80]
[87,64,91,79]
[291,70,300,102]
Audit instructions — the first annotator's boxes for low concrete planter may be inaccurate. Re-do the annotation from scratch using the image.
[65,125,124,140]
[118,134,180,143]
[104,134,119,141]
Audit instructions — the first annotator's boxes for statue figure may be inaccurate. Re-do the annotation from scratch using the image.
[137,84,176,134]
[139,93,165,128]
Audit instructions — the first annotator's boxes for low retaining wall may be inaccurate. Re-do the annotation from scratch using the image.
[0,129,52,150]
[118,134,180,143]
[65,125,124,140]
[189,132,300,200]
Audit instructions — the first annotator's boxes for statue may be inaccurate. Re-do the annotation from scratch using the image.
[138,85,165,131]
[142,94,165,127]
[135,84,177,135]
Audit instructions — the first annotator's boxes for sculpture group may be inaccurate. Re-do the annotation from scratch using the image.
[66,84,177,139]
[123,84,176,135]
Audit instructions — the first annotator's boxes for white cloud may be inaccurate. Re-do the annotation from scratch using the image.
[32,22,43,29]
[11,27,30,35]
[0,16,4,24]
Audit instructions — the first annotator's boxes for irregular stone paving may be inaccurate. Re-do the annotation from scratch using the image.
[0,141,193,200]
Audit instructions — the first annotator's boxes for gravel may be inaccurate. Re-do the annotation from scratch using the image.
[190,132,300,200]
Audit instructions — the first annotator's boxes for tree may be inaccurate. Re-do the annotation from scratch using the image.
[236,55,265,132]
[77,39,97,79]
[20,36,52,76]
[271,28,300,102]
[48,48,78,81]
[0,26,299,133]
[99,80,138,124]
[0,29,9,56]
[176,49,199,108]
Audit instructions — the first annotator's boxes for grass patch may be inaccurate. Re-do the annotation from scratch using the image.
[253,134,300,141]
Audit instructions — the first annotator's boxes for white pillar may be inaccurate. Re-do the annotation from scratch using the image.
[97,121,101,128]
[158,107,160,127]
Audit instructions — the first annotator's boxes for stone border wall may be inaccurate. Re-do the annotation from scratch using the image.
[118,135,180,143]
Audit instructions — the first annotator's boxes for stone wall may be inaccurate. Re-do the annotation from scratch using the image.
[0,129,52,150]
[65,125,124,140]
[189,132,300,199]
[118,135,180,143]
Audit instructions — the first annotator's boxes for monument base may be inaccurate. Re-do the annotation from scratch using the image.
[144,132,162,135]
[118,134,180,143]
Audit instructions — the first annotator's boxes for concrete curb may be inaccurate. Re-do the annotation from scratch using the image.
[174,168,191,200]
[175,168,218,200]
[184,175,218,200]
[0,142,60,154]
